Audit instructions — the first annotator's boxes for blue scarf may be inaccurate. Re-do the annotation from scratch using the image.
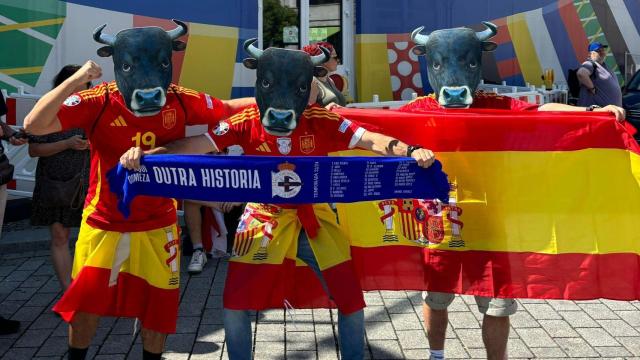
[107,155,450,217]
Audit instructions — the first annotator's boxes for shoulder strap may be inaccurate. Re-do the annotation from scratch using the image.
[88,83,110,138]
[588,60,599,79]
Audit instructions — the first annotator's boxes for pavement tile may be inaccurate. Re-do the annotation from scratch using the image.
[555,337,600,357]
[515,328,556,347]
[36,336,69,356]
[13,327,53,347]
[546,299,581,311]
[538,319,579,337]
[617,336,640,356]
[448,311,480,329]
[24,292,58,307]
[396,330,428,349]
[578,303,620,319]
[254,340,285,358]
[437,337,469,359]
[5,287,38,301]
[28,312,61,329]
[364,306,390,322]
[529,346,567,358]
[364,291,384,306]
[176,316,201,333]
[389,312,422,330]
[406,291,423,306]
[178,300,205,316]
[258,309,284,323]
[196,324,225,342]
[190,341,224,359]
[558,310,600,328]
[383,297,415,314]
[20,275,49,288]
[575,327,621,347]
[5,270,34,282]
[201,308,224,325]
[98,334,135,354]
[205,295,223,309]
[379,291,407,299]
[368,339,404,359]
[594,346,633,357]
[402,349,430,359]
[286,350,317,359]
[286,331,316,351]
[510,309,540,328]
[10,306,44,322]
[95,355,126,360]
[162,353,190,360]
[448,296,470,312]
[616,310,640,327]
[166,333,196,353]
[507,338,534,358]
[522,302,561,320]
[597,319,640,337]
[365,322,397,340]
[601,299,639,311]
[455,328,484,348]
[2,347,39,360]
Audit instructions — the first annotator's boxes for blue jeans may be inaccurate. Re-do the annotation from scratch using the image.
[224,231,365,360]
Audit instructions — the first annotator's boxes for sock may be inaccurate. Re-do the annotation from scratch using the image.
[193,245,203,251]
[68,347,88,360]
[143,349,163,360]
[430,349,445,360]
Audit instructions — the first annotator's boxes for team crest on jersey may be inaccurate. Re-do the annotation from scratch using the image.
[271,163,302,199]
[63,95,81,107]
[213,121,230,136]
[162,109,177,129]
[299,135,315,154]
[276,137,292,155]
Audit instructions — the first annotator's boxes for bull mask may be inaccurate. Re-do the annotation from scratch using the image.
[93,19,188,117]
[242,38,329,136]
[410,22,498,108]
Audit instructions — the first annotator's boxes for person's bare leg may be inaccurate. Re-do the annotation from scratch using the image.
[184,201,203,248]
[482,314,510,360]
[50,222,72,290]
[141,327,166,354]
[423,304,448,351]
[68,312,100,349]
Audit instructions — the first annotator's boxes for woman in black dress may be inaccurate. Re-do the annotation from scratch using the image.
[29,65,90,290]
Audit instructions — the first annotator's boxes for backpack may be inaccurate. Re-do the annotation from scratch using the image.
[567,60,598,99]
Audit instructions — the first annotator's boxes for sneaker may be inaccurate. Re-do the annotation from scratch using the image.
[188,248,207,274]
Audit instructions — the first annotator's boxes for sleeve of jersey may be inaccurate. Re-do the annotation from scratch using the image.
[186,93,226,127]
[204,119,243,152]
[332,116,367,151]
[56,89,105,132]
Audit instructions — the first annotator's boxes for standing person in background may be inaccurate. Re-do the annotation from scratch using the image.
[302,41,347,110]
[29,65,91,291]
[577,42,622,108]
[0,90,26,335]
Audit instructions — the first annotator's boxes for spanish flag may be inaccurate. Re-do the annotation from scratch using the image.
[335,106,640,300]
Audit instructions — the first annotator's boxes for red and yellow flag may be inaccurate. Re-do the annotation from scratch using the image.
[335,107,640,300]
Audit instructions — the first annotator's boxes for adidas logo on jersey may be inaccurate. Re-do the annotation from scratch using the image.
[110,116,127,127]
[256,142,271,152]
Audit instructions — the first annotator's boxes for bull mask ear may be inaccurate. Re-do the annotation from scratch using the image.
[173,40,187,51]
[411,45,426,56]
[243,58,258,69]
[97,46,113,57]
[482,41,497,52]
[314,66,328,78]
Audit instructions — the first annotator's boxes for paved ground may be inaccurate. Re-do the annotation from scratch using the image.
[0,229,639,359]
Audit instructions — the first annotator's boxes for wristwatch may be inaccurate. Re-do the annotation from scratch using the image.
[586,105,601,112]
[406,145,422,157]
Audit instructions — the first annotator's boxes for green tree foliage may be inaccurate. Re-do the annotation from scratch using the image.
[263,0,298,47]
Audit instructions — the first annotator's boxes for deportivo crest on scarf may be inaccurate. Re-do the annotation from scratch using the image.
[277,137,292,155]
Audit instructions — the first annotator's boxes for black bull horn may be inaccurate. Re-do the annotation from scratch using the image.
[243,38,330,65]
[93,19,188,46]
[410,21,497,45]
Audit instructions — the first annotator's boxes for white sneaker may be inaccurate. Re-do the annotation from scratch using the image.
[188,249,207,274]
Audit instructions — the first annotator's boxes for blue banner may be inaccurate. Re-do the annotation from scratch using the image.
[107,155,450,217]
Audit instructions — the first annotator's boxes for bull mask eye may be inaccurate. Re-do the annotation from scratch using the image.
[161,61,170,69]
[122,63,131,72]
[433,63,441,71]
[299,84,308,92]
[261,79,271,88]
[469,61,478,68]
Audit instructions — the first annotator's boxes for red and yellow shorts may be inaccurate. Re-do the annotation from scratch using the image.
[53,220,180,334]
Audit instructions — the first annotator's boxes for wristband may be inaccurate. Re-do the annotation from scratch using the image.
[406,145,422,157]
[586,105,601,112]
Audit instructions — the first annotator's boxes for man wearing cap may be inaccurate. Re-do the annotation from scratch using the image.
[577,42,622,108]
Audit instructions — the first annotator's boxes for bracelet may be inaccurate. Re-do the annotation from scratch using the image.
[586,105,601,112]
[406,145,422,157]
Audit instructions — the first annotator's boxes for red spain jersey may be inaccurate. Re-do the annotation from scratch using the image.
[205,104,366,156]
[57,81,226,232]
[399,92,540,112]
